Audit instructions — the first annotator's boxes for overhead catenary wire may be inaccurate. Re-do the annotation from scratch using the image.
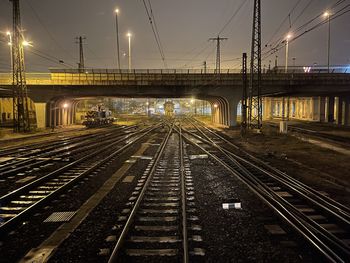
[142,0,167,68]
[24,0,75,64]
[217,0,249,36]
[262,3,350,61]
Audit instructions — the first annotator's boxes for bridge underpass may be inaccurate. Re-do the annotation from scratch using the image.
[0,69,350,128]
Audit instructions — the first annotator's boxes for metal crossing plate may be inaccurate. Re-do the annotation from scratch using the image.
[44,211,76,223]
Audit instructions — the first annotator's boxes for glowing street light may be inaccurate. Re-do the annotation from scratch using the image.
[213,103,218,108]
[127,32,132,72]
[115,8,121,69]
[22,40,33,47]
[285,34,292,73]
[63,103,69,109]
[324,11,331,73]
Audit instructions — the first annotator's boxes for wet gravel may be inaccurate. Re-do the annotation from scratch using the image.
[185,142,318,262]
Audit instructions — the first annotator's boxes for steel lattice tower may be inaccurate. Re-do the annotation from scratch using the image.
[249,0,262,130]
[10,0,30,132]
[209,36,227,74]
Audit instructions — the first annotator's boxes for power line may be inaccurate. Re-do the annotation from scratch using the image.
[217,0,249,35]
[262,3,350,61]
[142,0,167,68]
[24,0,75,62]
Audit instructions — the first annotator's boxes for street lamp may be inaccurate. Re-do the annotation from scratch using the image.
[285,34,292,73]
[115,8,121,70]
[324,11,331,73]
[6,31,13,73]
[127,32,132,72]
[22,40,33,47]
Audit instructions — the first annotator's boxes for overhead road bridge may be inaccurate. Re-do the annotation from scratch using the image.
[0,68,349,128]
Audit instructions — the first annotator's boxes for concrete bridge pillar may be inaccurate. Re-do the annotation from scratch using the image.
[263,98,273,120]
[228,97,240,127]
[336,97,343,125]
[318,97,326,122]
[34,103,47,129]
[344,97,350,126]
[326,96,335,123]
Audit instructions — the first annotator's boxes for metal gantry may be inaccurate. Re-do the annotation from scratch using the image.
[10,0,30,132]
[249,0,262,130]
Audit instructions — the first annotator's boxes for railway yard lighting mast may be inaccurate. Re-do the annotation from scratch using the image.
[115,8,121,70]
[127,32,132,72]
[6,31,13,73]
[285,34,292,73]
[324,11,331,73]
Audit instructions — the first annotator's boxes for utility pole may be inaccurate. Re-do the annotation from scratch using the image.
[115,9,121,70]
[209,36,227,74]
[10,0,31,132]
[241,53,248,136]
[248,0,262,131]
[203,61,207,74]
[76,36,86,72]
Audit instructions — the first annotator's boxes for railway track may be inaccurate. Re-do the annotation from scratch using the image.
[0,125,129,158]
[268,122,350,147]
[180,117,350,263]
[0,127,136,194]
[0,124,160,236]
[107,122,203,262]
[0,127,88,148]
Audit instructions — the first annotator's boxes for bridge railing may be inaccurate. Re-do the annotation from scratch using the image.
[0,66,349,86]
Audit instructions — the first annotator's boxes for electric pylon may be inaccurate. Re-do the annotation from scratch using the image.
[209,36,227,74]
[76,36,86,72]
[249,0,262,130]
[10,0,30,132]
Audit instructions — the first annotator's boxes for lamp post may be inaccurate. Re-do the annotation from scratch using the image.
[324,12,331,73]
[115,8,121,70]
[285,34,292,73]
[127,32,132,72]
[6,31,13,73]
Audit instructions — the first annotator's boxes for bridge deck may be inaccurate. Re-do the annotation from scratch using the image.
[0,69,349,87]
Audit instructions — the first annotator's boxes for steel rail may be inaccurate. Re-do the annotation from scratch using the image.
[187,119,350,223]
[0,125,160,235]
[0,125,130,157]
[190,118,350,216]
[0,127,135,175]
[108,123,174,262]
[179,124,189,263]
[177,128,348,262]
[182,124,350,259]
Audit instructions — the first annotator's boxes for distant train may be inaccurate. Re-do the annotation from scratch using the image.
[164,101,175,117]
[83,105,115,128]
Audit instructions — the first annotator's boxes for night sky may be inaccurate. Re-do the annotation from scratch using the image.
[0,0,349,72]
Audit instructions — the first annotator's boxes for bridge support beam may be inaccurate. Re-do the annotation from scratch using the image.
[335,97,343,125]
[228,97,240,127]
[263,97,273,120]
[344,97,350,126]
[326,96,335,123]
[318,97,326,122]
[34,103,47,129]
